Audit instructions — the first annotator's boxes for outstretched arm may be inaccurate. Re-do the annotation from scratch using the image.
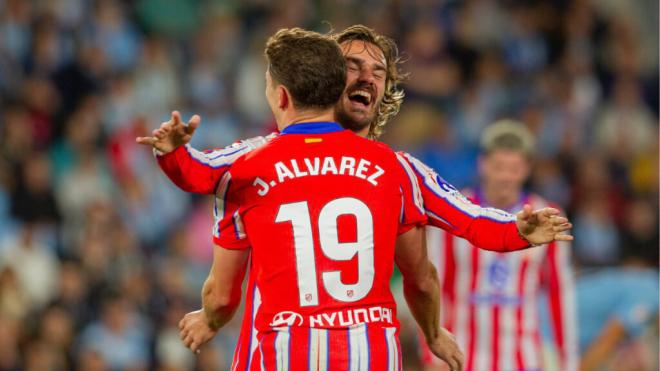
[395,226,464,371]
[399,152,572,251]
[137,111,274,194]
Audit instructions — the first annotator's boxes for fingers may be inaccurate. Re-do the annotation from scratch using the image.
[553,223,572,233]
[136,136,157,145]
[517,204,533,221]
[171,110,183,127]
[185,114,201,135]
[550,216,569,225]
[554,234,574,241]
[539,207,561,219]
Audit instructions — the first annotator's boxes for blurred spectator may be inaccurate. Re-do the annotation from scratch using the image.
[0,224,59,310]
[594,77,656,163]
[78,293,150,371]
[10,151,59,223]
[0,266,28,322]
[154,300,194,370]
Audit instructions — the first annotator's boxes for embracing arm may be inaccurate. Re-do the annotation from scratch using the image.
[179,245,250,354]
[137,111,273,194]
[398,152,572,251]
[395,226,464,371]
[202,245,250,329]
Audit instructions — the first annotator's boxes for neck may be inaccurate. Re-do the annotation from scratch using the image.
[481,186,522,210]
[355,126,370,138]
[278,110,336,131]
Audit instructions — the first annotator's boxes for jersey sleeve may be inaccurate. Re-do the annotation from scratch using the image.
[211,170,250,250]
[155,134,275,194]
[398,152,530,251]
[542,240,578,371]
[394,153,427,235]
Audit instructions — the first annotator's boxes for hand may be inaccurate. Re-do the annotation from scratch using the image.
[136,111,200,154]
[426,327,464,371]
[516,205,574,245]
[178,309,218,354]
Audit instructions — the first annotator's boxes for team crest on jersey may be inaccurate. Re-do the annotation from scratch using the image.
[487,258,510,291]
[270,311,304,327]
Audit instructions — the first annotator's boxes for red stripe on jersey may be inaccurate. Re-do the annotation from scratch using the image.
[328,328,348,369]
[231,265,258,371]
[466,247,479,371]
[443,232,456,332]
[514,257,529,370]
[289,329,307,371]
[546,242,565,360]
[258,332,278,371]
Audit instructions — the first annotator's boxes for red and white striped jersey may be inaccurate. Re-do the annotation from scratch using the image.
[420,190,578,371]
[234,271,405,371]
[214,122,426,369]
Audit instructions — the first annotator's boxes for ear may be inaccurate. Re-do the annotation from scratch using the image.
[278,85,290,110]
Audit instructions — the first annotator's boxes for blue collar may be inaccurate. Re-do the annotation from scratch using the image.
[281,122,343,135]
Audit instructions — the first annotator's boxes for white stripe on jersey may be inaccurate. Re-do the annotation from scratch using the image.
[395,153,425,214]
[186,143,251,168]
[348,325,360,371]
[427,228,443,281]
[358,324,369,371]
[347,324,370,371]
[248,286,261,370]
[474,274,492,371]
[308,328,329,371]
[275,327,290,371]
[319,329,328,371]
[233,210,246,239]
[213,172,232,238]
[453,238,472,349]
[179,134,275,168]
[499,254,521,371]
[385,327,398,371]
[521,257,540,370]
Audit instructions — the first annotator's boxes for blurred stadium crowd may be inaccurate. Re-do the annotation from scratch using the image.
[0,0,657,370]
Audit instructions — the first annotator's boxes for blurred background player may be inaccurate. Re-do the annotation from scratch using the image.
[177,27,464,369]
[420,120,578,371]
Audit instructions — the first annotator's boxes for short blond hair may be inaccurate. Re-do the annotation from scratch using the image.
[480,119,536,157]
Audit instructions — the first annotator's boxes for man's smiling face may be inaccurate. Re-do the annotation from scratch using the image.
[335,40,387,136]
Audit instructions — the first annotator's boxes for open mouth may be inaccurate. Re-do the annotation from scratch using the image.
[348,89,372,108]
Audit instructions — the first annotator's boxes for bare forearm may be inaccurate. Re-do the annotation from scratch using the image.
[580,319,626,371]
[201,276,241,331]
[403,262,442,342]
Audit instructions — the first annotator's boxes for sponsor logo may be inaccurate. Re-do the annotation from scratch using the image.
[269,311,304,327]
[487,258,509,291]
